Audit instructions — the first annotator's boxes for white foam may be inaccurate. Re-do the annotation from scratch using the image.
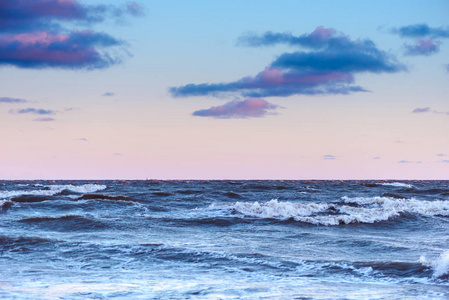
[233,199,330,219]
[0,184,107,199]
[421,250,449,279]
[380,182,414,188]
[230,197,449,226]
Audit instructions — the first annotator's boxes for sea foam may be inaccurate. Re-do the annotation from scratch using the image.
[420,250,449,279]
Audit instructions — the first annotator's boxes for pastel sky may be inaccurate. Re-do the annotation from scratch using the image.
[1,0,448,180]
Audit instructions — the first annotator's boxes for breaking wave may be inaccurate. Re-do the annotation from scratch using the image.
[380,182,414,188]
[231,197,449,226]
[420,250,449,279]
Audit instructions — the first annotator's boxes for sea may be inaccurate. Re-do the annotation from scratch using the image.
[1,180,449,299]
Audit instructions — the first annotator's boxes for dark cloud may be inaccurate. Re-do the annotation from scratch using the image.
[0,0,142,33]
[404,38,441,56]
[392,24,449,38]
[170,27,404,106]
[193,98,279,119]
[0,30,123,69]
[412,107,431,113]
[0,97,28,103]
[11,107,56,115]
[242,27,404,74]
[0,0,141,70]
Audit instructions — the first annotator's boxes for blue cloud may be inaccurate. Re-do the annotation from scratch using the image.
[170,27,403,101]
[392,24,449,38]
[0,97,28,103]
[412,107,431,113]
[11,108,56,115]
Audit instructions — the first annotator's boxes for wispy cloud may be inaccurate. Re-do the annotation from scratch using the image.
[10,108,56,115]
[0,97,28,103]
[404,38,441,56]
[412,107,449,115]
[170,27,404,117]
[103,92,115,96]
[77,138,88,142]
[440,160,449,163]
[0,0,142,70]
[193,98,279,118]
[34,117,55,122]
[373,156,381,160]
[398,160,422,164]
[322,155,337,160]
[437,153,447,157]
[412,107,431,113]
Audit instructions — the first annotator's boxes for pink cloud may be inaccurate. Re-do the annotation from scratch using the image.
[193,98,279,118]
[405,38,441,56]
[309,26,337,40]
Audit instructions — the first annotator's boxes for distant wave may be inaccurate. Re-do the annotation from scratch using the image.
[379,182,414,188]
[0,184,107,199]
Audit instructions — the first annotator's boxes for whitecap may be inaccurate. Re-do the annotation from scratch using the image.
[230,197,449,226]
[380,182,414,188]
[421,250,449,279]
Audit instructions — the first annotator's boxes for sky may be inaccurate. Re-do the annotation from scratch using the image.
[0,0,448,180]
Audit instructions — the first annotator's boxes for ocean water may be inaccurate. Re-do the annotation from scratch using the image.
[1,180,449,299]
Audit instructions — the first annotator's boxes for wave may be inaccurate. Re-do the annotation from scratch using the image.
[0,199,13,210]
[380,182,414,188]
[420,250,449,279]
[77,193,136,201]
[230,197,449,226]
[19,214,107,231]
[0,184,107,200]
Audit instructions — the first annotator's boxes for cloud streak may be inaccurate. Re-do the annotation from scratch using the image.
[193,98,279,118]
[0,97,28,103]
[10,108,56,115]
[0,0,141,70]
[392,24,449,38]
[412,107,449,115]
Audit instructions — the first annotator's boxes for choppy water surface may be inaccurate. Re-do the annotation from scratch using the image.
[1,180,449,299]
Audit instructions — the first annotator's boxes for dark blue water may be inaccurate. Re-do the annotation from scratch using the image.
[1,180,449,299]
